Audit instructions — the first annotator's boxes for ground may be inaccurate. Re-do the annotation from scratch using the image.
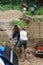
[0,10,43,65]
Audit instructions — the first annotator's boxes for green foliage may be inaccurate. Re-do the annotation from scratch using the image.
[11,20,27,28]
[14,4,22,11]
[0,4,43,15]
[26,7,31,15]
[26,6,43,15]
[1,5,12,11]
[35,6,43,15]
[1,4,22,11]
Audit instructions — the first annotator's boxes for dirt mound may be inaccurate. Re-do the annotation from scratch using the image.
[0,10,23,22]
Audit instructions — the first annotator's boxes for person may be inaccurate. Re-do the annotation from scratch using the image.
[17,28,28,52]
[17,28,28,59]
[22,4,28,18]
[29,2,37,15]
[10,25,20,46]
[31,7,35,15]
[31,5,37,15]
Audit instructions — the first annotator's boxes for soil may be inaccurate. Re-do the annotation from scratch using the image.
[0,10,43,65]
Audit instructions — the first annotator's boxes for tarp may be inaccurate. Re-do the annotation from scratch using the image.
[0,46,18,65]
[0,46,5,56]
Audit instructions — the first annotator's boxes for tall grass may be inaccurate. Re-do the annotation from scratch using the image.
[35,6,43,15]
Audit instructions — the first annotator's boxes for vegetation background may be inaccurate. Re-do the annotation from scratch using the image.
[0,0,43,15]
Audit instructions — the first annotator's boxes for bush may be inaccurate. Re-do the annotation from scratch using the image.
[1,5,12,11]
[1,4,43,15]
[11,20,27,28]
[35,6,43,15]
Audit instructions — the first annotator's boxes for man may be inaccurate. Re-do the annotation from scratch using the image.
[10,25,20,46]
[17,28,28,59]
[17,28,28,50]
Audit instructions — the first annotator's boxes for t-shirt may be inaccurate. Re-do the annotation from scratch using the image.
[23,7,26,13]
[23,7,26,11]
[20,30,28,41]
[0,58,5,65]
[31,7,35,12]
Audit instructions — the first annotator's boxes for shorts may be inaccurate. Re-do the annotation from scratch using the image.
[17,40,27,49]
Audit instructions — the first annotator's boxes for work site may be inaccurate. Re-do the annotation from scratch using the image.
[0,0,43,65]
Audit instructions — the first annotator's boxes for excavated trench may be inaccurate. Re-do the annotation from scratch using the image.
[0,10,43,65]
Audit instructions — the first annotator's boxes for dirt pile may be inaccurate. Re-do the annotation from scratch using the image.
[0,10,23,22]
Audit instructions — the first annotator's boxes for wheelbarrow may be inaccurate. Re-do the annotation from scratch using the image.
[34,41,43,58]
